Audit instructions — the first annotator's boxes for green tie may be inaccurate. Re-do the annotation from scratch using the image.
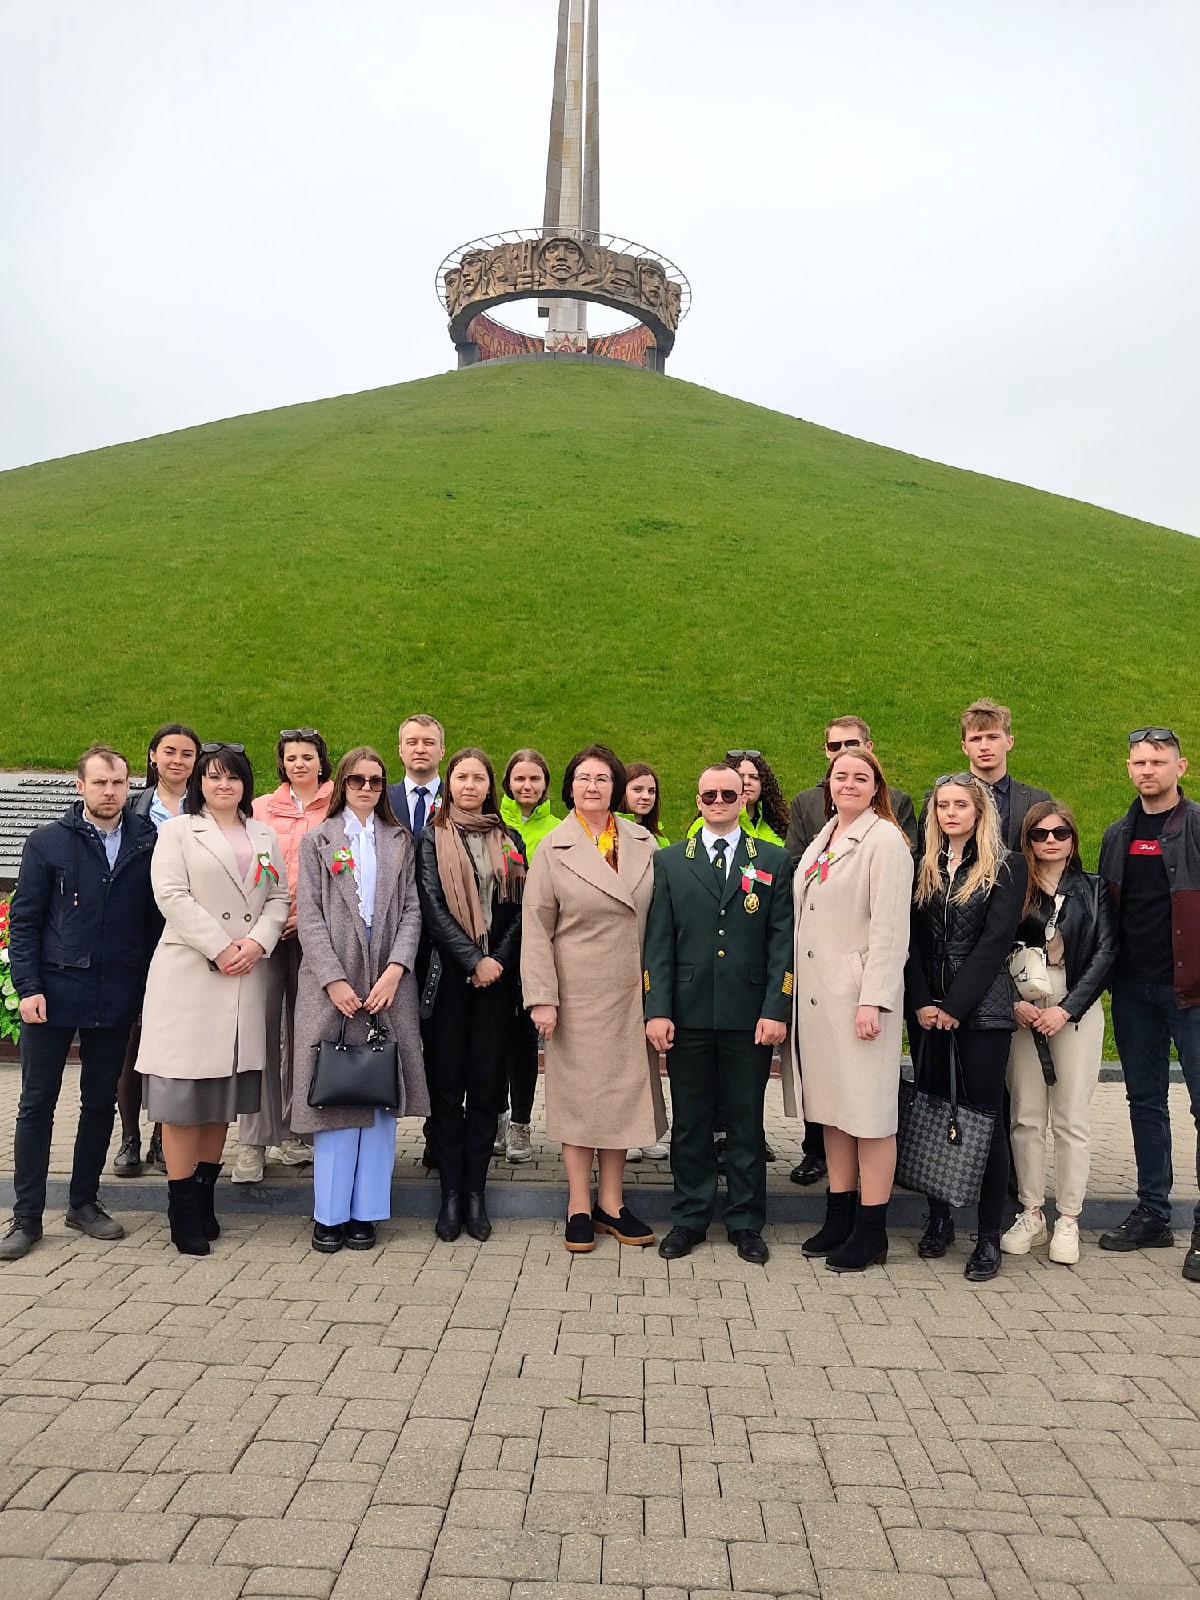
[712,837,728,884]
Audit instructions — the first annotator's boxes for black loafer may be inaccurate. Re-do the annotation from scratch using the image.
[565,1212,596,1253]
[917,1214,955,1258]
[790,1154,827,1187]
[344,1220,376,1250]
[312,1222,344,1253]
[436,1192,463,1242]
[729,1229,770,1265]
[658,1225,704,1260]
[465,1192,491,1242]
[964,1235,1002,1282]
[592,1204,655,1247]
[1098,1205,1175,1252]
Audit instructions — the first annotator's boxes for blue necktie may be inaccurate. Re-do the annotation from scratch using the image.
[412,786,429,836]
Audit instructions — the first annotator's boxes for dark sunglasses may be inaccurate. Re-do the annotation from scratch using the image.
[201,742,245,755]
[699,788,742,805]
[280,727,321,742]
[726,749,761,761]
[1129,726,1178,746]
[345,774,384,791]
[1028,825,1073,843]
[824,738,862,753]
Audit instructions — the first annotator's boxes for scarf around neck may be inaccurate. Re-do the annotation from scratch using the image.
[433,804,525,946]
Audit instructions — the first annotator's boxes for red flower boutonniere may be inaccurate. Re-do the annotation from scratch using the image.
[803,849,835,885]
[503,842,525,870]
[253,850,280,887]
[331,847,355,876]
[740,866,773,892]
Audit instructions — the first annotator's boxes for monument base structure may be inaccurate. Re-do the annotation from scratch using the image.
[437,229,689,375]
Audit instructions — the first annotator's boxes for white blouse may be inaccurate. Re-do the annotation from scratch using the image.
[343,812,377,931]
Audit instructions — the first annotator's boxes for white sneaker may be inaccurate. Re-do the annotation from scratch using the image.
[1048,1215,1080,1264]
[274,1139,312,1167]
[1000,1208,1048,1255]
[232,1144,265,1184]
[639,1142,670,1160]
[493,1112,510,1157]
[625,1146,643,1162]
[506,1121,533,1163]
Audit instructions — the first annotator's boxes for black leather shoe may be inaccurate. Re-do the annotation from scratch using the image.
[436,1192,463,1242]
[918,1213,955,1258]
[565,1212,596,1253]
[112,1136,142,1177]
[0,1218,42,1262]
[592,1204,655,1247]
[465,1193,491,1242]
[421,1143,438,1170]
[729,1229,770,1265]
[311,1222,344,1253]
[658,1225,704,1260]
[764,1142,776,1162]
[147,1126,167,1174]
[1183,1227,1200,1283]
[790,1153,827,1186]
[344,1220,376,1250]
[1098,1205,1175,1252]
[964,1235,1002,1282]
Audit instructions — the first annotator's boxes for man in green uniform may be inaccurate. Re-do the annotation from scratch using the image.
[644,762,794,1263]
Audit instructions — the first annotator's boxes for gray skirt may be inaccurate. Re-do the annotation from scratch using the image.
[142,1072,262,1126]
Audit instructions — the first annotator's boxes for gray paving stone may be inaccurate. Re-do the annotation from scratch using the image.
[241,1568,336,1597]
[45,1511,194,1562]
[328,1545,429,1599]
[888,1530,983,1578]
[800,1504,895,1572]
[1008,1535,1110,1583]
[430,1527,561,1581]
[1075,1516,1195,1583]
[727,1540,819,1594]
[0,1557,75,1600]
[525,1491,642,1535]
[99,1565,250,1599]
[218,1516,357,1569]
[167,1472,300,1517]
[601,1535,732,1589]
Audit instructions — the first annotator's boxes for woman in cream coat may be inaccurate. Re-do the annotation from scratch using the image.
[789,747,914,1273]
[521,744,666,1253]
[139,744,289,1255]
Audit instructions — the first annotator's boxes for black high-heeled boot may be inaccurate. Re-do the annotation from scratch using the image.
[826,1201,889,1272]
[801,1190,857,1257]
[465,1192,492,1242]
[435,1191,463,1242]
[193,1161,222,1241]
[167,1176,210,1256]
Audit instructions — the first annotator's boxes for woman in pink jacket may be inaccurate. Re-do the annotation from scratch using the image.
[232,727,334,1183]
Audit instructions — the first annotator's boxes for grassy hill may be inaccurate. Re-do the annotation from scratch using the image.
[1,362,1195,853]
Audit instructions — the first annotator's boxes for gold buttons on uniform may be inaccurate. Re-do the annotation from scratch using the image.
[718,950,725,957]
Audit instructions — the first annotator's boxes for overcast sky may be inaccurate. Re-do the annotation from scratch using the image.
[3,1,1197,535]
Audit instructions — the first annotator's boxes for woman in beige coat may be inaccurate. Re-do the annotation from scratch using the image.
[789,747,914,1273]
[139,744,289,1255]
[521,744,666,1254]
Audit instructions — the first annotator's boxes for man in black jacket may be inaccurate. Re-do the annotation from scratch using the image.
[1,746,161,1262]
[916,699,1050,852]
[1096,728,1200,1279]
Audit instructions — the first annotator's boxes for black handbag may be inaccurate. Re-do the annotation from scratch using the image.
[308,1011,403,1112]
[895,1031,995,1208]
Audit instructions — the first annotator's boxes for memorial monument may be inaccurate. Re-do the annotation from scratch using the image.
[437,0,689,372]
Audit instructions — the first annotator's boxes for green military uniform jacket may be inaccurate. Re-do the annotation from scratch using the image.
[643,831,794,1030]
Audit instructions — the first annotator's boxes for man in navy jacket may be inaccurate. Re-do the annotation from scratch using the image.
[1,746,161,1261]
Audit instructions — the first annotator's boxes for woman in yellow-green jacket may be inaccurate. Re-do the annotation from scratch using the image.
[619,762,671,849]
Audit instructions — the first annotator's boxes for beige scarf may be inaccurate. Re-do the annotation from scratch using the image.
[433,806,525,947]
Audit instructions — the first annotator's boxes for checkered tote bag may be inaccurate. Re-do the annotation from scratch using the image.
[895,1032,995,1208]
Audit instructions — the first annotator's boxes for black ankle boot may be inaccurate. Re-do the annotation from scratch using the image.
[436,1191,463,1242]
[465,1192,492,1242]
[826,1201,889,1273]
[802,1190,857,1257]
[167,1176,210,1256]
[193,1161,222,1241]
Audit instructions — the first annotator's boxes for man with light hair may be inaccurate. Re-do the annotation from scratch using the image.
[387,713,445,838]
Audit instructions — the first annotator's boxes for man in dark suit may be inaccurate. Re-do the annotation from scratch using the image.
[784,715,917,1186]
[644,763,794,1264]
[917,698,1051,851]
[386,713,445,837]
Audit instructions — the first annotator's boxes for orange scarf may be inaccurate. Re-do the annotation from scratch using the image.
[576,810,619,872]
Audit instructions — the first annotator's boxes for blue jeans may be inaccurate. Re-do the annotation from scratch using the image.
[1111,981,1200,1226]
[13,1022,131,1224]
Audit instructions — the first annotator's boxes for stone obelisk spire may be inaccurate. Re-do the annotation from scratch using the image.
[542,0,599,351]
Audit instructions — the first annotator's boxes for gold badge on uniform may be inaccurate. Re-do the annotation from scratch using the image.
[743,892,760,914]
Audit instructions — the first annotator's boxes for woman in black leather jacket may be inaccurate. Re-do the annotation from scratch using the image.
[1001,802,1117,1266]
[905,774,1027,1281]
[416,748,524,1245]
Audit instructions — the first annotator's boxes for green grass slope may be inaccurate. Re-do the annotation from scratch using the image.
[1,363,1195,851]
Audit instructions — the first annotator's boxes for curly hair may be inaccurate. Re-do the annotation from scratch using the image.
[732,752,789,838]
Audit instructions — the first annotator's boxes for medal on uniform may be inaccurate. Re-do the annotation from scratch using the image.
[740,864,771,914]
[743,891,760,914]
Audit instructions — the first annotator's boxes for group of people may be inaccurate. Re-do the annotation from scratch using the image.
[3,703,1197,1289]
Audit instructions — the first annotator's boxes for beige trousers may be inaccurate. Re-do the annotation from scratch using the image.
[1006,965,1104,1216]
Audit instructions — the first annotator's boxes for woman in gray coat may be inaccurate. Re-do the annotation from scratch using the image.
[293,747,429,1253]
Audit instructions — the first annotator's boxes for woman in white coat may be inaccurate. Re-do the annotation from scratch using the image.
[790,747,914,1272]
[139,743,289,1255]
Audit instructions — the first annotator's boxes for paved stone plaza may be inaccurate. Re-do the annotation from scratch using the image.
[1,1069,1198,1599]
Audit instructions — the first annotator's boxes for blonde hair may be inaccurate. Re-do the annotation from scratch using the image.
[916,774,1007,905]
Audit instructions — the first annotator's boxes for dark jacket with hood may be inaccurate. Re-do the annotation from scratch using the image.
[8,802,162,1029]
[905,840,1026,1030]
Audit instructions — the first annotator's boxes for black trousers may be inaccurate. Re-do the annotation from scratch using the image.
[422,971,513,1195]
[668,1027,772,1234]
[14,1022,131,1223]
[801,1120,826,1159]
[919,1027,1012,1236]
[505,999,539,1126]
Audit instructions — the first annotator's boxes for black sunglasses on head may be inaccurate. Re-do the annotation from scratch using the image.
[201,742,245,755]
[699,788,742,805]
[934,772,976,787]
[280,727,321,742]
[726,749,761,762]
[1028,825,1073,843]
[1128,726,1178,746]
